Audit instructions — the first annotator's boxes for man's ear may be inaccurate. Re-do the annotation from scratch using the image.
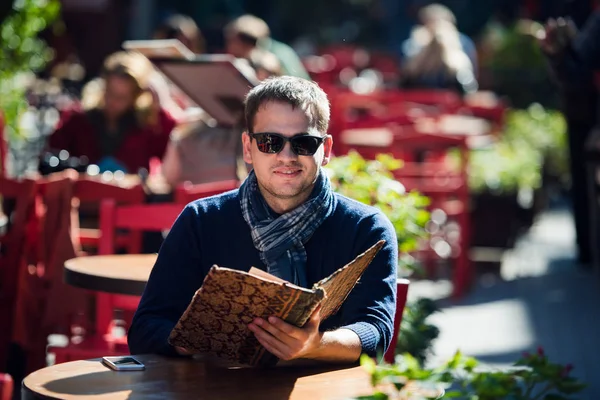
[242,132,253,165]
[321,135,333,166]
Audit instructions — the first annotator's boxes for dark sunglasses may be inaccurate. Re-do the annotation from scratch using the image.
[249,132,327,156]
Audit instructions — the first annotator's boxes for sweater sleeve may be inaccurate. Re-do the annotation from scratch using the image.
[127,205,205,356]
[337,211,398,358]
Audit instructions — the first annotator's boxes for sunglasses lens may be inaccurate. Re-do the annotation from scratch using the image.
[255,133,284,153]
[292,136,322,156]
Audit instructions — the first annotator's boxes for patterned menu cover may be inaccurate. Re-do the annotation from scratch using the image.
[168,240,385,367]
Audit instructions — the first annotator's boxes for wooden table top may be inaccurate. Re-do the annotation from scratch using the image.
[64,254,157,296]
[22,354,374,400]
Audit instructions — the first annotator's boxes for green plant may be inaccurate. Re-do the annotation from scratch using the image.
[395,298,439,366]
[467,139,543,195]
[356,348,586,400]
[503,104,569,185]
[466,104,569,195]
[0,0,60,148]
[326,151,430,268]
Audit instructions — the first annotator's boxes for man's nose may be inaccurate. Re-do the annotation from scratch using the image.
[276,141,297,160]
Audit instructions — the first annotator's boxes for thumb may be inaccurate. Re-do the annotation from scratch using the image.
[308,305,322,326]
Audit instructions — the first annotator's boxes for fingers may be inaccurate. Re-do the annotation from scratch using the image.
[248,320,300,360]
[307,305,322,326]
[251,328,289,360]
[250,317,303,345]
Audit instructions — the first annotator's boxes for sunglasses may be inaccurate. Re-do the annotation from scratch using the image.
[249,132,327,156]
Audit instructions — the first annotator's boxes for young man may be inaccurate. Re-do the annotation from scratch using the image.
[128,76,398,363]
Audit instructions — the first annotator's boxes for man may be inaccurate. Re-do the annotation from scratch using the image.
[538,12,600,267]
[224,14,310,80]
[402,3,478,75]
[128,76,398,363]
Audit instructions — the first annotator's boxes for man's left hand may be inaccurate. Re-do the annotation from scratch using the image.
[248,306,322,361]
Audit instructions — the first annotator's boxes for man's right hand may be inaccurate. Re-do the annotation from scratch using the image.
[538,17,578,56]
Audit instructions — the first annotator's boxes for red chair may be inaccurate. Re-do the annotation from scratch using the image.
[48,199,186,364]
[0,177,36,371]
[0,373,13,400]
[174,179,240,205]
[338,121,473,297]
[383,279,410,364]
[72,178,146,254]
[12,174,85,373]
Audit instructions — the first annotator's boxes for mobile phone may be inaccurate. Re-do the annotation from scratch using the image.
[101,356,145,371]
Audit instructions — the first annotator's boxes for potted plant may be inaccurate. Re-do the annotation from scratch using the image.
[357,348,586,400]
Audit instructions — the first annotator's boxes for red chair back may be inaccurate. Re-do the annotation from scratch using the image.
[72,178,146,252]
[384,279,410,364]
[175,179,240,205]
[0,373,13,400]
[95,199,186,337]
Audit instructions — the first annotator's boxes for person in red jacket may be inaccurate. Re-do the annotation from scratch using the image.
[48,51,176,173]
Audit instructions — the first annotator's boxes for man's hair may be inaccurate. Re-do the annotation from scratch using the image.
[244,76,330,135]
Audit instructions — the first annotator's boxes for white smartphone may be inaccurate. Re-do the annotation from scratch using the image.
[101,356,145,371]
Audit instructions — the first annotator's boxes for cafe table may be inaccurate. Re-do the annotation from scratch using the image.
[64,254,157,296]
[22,354,375,399]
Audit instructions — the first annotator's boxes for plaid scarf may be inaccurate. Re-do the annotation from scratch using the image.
[239,169,334,287]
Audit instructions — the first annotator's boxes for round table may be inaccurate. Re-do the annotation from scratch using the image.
[64,254,157,296]
[22,354,374,400]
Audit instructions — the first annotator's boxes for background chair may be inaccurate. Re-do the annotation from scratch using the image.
[0,177,36,372]
[384,278,410,364]
[0,373,12,400]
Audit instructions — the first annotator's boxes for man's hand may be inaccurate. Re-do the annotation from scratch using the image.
[175,346,193,355]
[537,17,577,56]
[248,306,323,361]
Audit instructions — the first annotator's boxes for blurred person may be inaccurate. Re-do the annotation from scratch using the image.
[46,51,176,173]
[538,12,600,266]
[400,19,478,94]
[402,3,478,75]
[248,47,283,81]
[224,14,310,79]
[153,14,205,55]
[160,49,282,188]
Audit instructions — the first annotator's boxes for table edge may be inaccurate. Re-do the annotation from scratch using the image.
[63,262,147,296]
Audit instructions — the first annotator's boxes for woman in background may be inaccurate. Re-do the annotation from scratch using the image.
[47,51,176,173]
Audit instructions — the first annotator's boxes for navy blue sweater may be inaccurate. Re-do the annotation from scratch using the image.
[128,189,398,358]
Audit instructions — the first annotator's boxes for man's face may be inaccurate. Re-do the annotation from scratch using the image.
[242,101,332,211]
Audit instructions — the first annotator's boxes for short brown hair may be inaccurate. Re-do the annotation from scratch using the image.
[244,76,330,134]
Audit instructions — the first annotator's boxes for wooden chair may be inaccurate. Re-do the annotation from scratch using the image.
[384,278,410,364]
[0,177,36,371]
